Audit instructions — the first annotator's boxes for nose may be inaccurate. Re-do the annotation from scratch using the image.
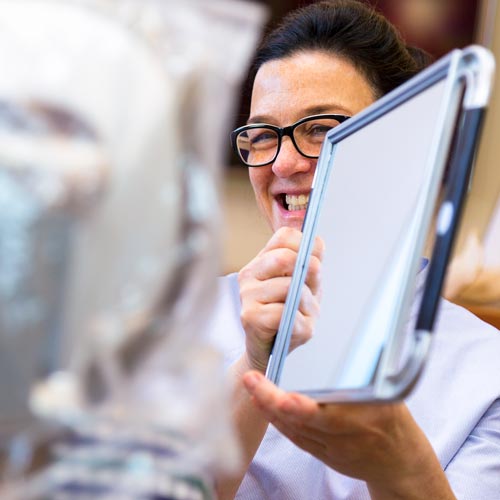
[271,137,315,178]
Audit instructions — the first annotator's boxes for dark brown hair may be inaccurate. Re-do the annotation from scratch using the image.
[252,0,433,98]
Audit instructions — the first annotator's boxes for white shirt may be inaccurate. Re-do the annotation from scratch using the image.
[208,273,500,500]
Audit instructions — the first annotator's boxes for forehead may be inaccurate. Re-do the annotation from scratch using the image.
[250,51,376,124]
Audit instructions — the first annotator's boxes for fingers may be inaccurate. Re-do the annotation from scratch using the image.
[242,371,352,438]
[242,371,441,492]
[242,372,371,468]
[288,312,314,349]
[241,304,316,371]
[256,227,302,255]
[239,227,323,297]
[241,302,284,338]
[249,377,406,441]
[311,235,325,261]
[238,228,324,370]
[297,281,321,316]
[304,254,322,297]
[240,248,298,282]
[241,277,319,312]
[243,371,318,419]
[255,227,324,265]
[242,372,351,462]
[240,282,318,351]
[240,253,321,300]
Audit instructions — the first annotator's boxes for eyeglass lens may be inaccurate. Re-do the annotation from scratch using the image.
[236,116,344,166]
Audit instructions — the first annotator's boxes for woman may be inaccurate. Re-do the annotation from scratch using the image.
[211,1,500,498]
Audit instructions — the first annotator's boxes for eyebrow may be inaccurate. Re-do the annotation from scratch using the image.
[247,104,352,125]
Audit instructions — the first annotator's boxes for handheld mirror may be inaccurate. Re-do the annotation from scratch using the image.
[266,46,495,402]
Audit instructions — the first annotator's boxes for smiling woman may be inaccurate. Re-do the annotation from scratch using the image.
[246,51,376,231]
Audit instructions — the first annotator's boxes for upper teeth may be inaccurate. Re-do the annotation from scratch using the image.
[286,194,309,211]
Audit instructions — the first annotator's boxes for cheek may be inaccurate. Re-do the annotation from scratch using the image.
[249,168,271,200]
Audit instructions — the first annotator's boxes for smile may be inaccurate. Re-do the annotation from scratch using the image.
[285,193,309,211]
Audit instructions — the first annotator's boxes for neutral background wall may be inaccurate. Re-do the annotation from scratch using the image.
[222,168,270,274]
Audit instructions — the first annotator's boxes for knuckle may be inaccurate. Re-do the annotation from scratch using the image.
[291,317,314,346]
[238,264,255,282]
[241,305,280,334]
[238,271,250,285]
[314,236,326,257]
[240,307,257,330]
[238,279,257,301]
[308,255,321,275]
[271,248,296,273]
[273,226,299,247]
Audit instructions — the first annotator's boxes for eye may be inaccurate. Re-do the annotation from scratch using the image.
[248,128,278,148]
[300,123,331,143]
[297,118,341,143]
[306,123,331,137]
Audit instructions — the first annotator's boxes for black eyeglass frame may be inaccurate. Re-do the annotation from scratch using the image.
[230,113,350,167]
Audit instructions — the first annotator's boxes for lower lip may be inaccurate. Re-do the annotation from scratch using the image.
[275,199,308,224]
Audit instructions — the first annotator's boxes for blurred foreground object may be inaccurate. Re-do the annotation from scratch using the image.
[0,0,264,498]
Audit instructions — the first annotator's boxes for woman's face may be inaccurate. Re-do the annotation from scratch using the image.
[249,51,377,232]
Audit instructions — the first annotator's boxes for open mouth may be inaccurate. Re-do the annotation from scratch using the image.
[280,193,310,211]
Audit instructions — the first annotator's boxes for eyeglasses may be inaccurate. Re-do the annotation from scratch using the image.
[230,113,350,167]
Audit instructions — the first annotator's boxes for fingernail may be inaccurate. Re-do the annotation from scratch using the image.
[244,372,263,391]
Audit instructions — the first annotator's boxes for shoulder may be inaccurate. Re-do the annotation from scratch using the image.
[433,299,500,368]
[408,299,500,465]
[437,298,499,333]
[412,298,500,401]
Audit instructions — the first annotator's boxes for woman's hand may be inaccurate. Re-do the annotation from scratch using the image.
[243,371,456,500]
[238,226,324,373]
